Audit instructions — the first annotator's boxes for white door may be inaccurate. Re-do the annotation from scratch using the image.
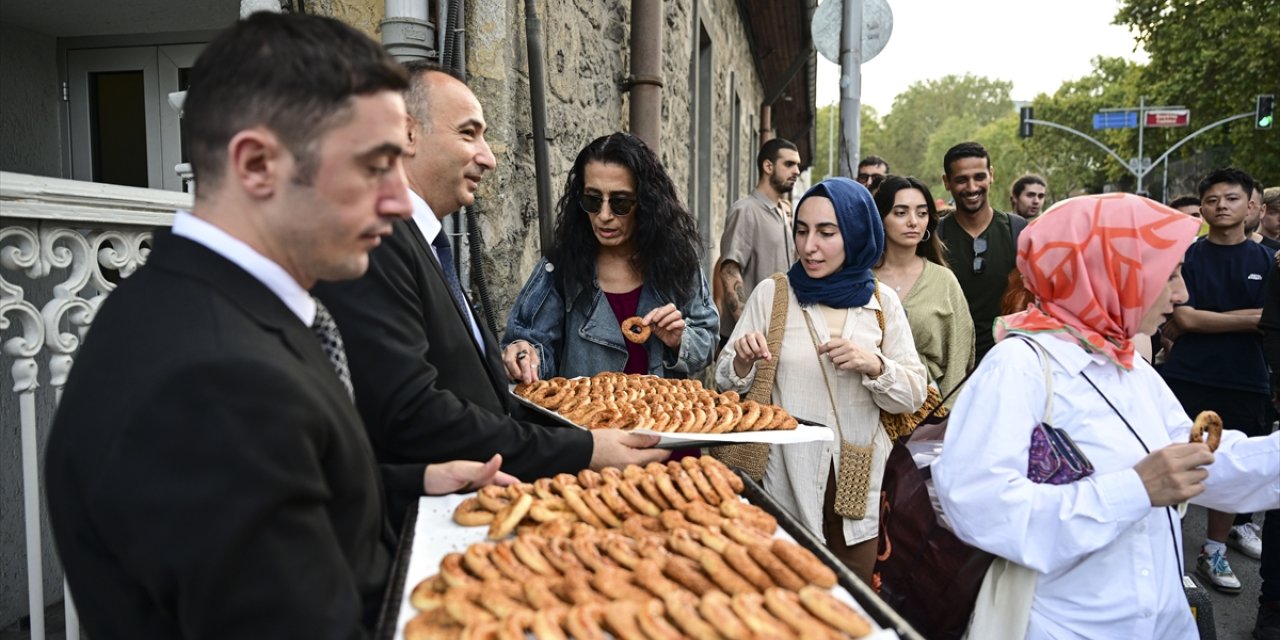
[67,43,203,192]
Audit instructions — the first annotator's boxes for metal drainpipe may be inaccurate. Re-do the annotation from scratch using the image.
[759,104,773,142]
[628,0,663,151]
[524,0,555,259]
[381,0,434,61]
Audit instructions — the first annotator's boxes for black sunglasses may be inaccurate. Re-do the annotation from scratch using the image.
[973,236,988,274]
[856,173,885,189]
[580,193,637,216]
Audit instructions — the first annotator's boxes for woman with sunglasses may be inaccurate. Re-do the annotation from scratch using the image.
[716,177,928,582]
[501,132,718,383]
[872,175,974,401]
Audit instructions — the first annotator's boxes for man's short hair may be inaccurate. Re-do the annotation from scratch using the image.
[402,60,467,131]
[1011,174,1046,197]
[1263,186,1280,212]
[1197,167,1255,199]
[857,155,889,173]
[943,141,991,177]
[184,12,408,193]
[757,138,798,175]
[1168,194,1201,210]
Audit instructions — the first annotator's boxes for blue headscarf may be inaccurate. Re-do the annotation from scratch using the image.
[787,177,883,309]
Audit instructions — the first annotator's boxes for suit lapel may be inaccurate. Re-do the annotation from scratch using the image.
[148,232,350,404]
[397,219,510,405]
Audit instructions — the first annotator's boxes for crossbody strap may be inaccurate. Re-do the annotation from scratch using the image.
[1014,336,1055,423]
[801,309,846,438]
[744,273,790,404]
[1081,370,1186,580]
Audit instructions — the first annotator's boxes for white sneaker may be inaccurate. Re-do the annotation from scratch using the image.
[1229,523,1264,560]
[1197,546,1243,593]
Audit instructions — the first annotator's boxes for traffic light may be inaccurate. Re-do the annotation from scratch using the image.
[1257,95,1275,129]
[1019,106,1034,138]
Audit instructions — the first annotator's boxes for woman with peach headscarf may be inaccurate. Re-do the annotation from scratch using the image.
[934,194,1280,639]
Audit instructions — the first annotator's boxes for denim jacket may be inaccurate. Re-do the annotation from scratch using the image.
[503,258,719,379]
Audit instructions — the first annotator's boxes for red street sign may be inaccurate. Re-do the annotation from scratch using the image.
[1145,109,1190,127]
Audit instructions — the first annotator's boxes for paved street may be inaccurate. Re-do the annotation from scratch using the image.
[1183,504,1266,640]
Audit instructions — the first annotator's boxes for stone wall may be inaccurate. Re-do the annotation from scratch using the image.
[465,0,764,327]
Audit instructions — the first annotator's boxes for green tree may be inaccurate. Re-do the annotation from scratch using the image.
[1024,57,1147,198]
[1114,0,1280,187]
[879,74,1014,184]
[812,103,884,181]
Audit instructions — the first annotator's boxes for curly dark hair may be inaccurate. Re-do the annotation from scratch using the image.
[873,174,947,266]
[550,132,703,306]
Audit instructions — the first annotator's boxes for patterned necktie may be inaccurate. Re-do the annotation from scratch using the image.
[310,298,355,401]
[431,231,469,313]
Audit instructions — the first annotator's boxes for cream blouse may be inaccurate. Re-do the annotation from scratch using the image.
[715,277,928,546]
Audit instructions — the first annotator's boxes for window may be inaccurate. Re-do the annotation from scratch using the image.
[66,43,203,192]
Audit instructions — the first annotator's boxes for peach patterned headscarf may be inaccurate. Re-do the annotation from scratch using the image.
[994,193,1201,370]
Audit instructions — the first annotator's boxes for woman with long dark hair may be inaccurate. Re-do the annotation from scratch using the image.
[872,175,974,400]
[501,132,718,382]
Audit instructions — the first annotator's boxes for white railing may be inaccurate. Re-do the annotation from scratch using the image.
[1,171,185,640]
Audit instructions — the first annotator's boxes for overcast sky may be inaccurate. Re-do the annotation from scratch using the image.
[815,0,1150,114]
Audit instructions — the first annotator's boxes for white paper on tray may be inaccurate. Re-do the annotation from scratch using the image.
[509,385,834,448]
[395,494,899,640]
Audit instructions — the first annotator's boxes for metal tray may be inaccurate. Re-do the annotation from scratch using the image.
[377,474,923,640]
[510,385,835,449]
[735,470,925,640]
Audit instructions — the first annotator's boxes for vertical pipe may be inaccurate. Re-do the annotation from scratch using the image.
[1136,95,1145,194]
[64,583,79,640]
[826,105,835,179]
[1162,159,1169,203]
[525,0,555,258]
[838,0,862,177]
[436,0,448,60]
[759,104,772,142]
[17,359,44,640]
[629,0,663,151]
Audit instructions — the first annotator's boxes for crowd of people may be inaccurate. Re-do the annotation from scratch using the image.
[40,11,1279,640]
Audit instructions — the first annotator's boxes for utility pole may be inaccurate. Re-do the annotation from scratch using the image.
[837,0,861,177]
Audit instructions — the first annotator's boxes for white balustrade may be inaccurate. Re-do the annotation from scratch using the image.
[1,170,184,640]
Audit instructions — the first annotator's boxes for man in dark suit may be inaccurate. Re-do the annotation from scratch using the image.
[45,14,511,637]
[314,63,668,526]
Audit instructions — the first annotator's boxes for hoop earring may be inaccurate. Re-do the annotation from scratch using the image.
[922,229,932,242]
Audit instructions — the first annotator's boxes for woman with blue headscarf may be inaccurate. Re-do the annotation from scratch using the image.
[715,177,928,582]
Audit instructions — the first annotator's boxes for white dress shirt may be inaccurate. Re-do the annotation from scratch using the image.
[935,332,1280,640]
[171,211,315,326]
[716,277,928,546]
[408,191,485,354]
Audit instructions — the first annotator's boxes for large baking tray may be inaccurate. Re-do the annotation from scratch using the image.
[377,475,922,640]
[736,471,925,640]
[510,384,835,449]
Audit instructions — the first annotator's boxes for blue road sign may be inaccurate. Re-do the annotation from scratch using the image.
[1093,111,1139,130]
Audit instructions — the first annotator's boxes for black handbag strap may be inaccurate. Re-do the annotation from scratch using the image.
[1081,371,1185,579]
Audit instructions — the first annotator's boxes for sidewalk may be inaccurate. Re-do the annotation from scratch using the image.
[1182,503,1265,640]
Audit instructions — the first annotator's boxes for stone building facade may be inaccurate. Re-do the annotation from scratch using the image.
[461,0,791,325]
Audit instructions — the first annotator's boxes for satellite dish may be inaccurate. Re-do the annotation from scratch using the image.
[812,0,893,64]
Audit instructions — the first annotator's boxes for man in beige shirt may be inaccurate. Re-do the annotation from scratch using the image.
[717,138,801,346]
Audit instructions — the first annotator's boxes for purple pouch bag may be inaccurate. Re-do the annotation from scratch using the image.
[1028,422,1094,485]
[1021,338,1095,485]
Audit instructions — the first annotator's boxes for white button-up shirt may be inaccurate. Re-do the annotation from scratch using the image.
[408,192,485,354]
[935,332,1280,640]
[171,211,315,326]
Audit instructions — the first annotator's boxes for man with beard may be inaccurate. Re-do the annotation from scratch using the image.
[717,137,801,346]
[856,155,891,193]
[937,141,1026,362]
[1009,174,1048,220]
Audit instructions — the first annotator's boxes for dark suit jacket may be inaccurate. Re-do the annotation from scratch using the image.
[45,232,391,639]
[314,216,592,526]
